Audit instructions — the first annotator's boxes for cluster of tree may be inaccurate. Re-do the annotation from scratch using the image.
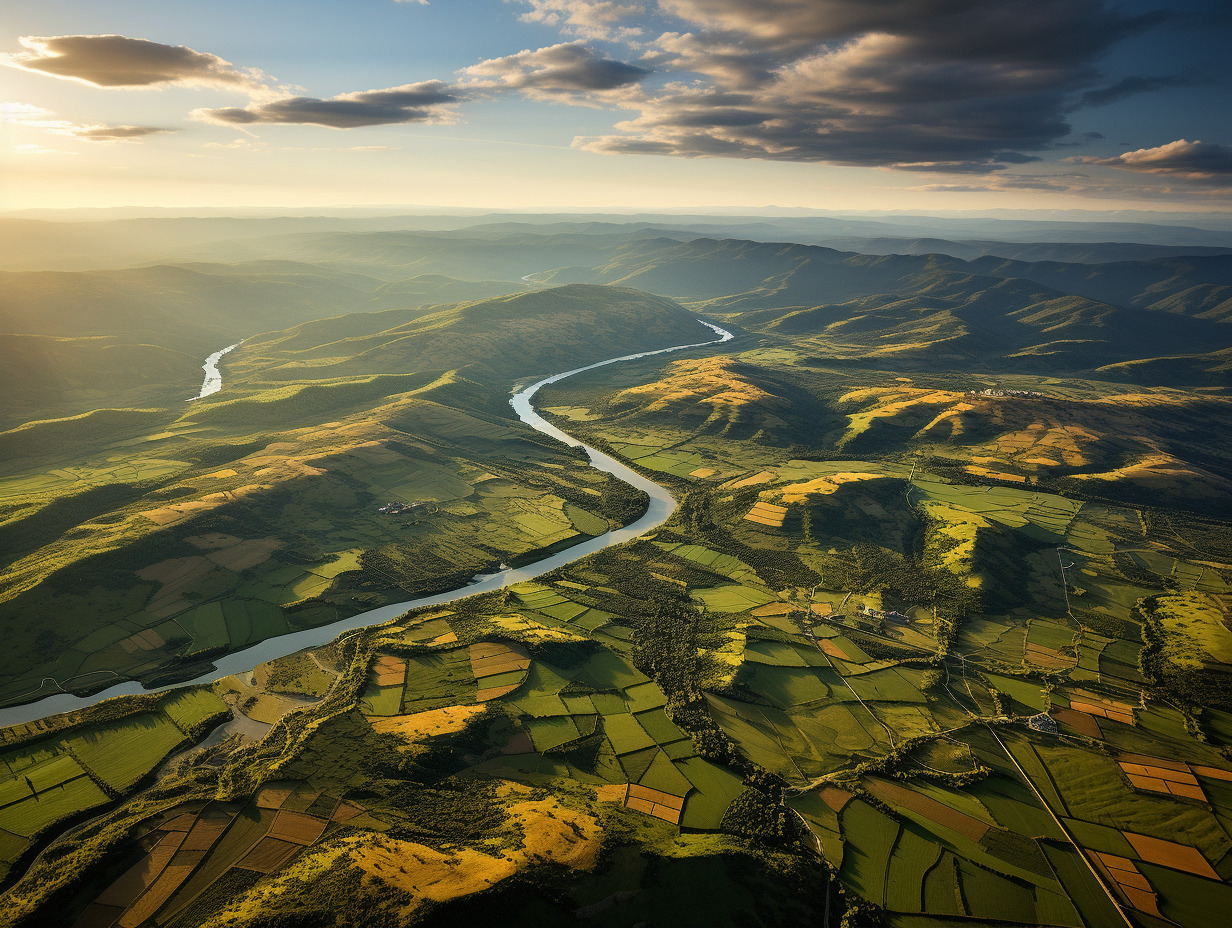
[851,734,990,787]
[681,490,821,589]
[630,595,722,698]
[359,544,478,597]
[1138,597,1232,713]
[720,771,796,845]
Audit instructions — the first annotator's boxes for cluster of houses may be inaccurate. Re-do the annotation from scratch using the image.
[856,604,911,623]
[965,387,1048,399]
[376,500,426,515]
[1027,713,1059,733]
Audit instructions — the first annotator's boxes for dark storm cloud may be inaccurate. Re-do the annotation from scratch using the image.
[656,0,1163,53]
[993,151,1042,164]
[1075,74,1200,108]
[5,34,265,89]
[574,0,1172,172]
[195,82,460,128]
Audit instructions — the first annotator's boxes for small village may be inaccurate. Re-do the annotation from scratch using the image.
[375,500,428,515]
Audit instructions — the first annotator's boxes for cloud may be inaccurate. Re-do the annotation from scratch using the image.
[892,161,1009,175]
[1075,74,1199,108]
[61,125,175,141]
[462,43,650,100]
[1094,139,1232,180]
[4,34,267,91]
[2,100,172,142]
[656,0,1161,52]
[202,138,399,152]
[572,0,1169,171]
[193,81,459,128]
[1,101,54,122]
[904,167,1232,201]
[514,1,646,40]
[904,183,996,193]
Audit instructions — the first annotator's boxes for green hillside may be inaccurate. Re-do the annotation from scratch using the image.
[0,284,708,706]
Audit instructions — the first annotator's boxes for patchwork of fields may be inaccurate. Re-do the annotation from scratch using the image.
[5,288,1232,928]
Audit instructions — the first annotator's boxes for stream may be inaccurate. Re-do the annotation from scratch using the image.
[0,319,733,727]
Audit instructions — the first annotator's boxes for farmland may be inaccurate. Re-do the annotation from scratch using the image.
[0,287,703,708]
[0,686,227,883]
[4,222,1232,927]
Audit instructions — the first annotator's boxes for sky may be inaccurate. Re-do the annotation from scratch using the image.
[1,0,1230,213]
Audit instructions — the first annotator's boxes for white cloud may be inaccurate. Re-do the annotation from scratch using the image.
[1092,139,1232,180]
[514,1,646,40]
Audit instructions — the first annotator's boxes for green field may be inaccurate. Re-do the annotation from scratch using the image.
[61,712,188,791]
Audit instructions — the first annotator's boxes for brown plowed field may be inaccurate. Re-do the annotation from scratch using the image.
[1121,831,1220,879]
[236,837,302,873]
[477,683,522,702]
[332,802,364,824]
[819,786,852,813]
[469,642,531,679]
[1087,851,1164,919]
[865,778,989,841]
[1052,708,1102,738]
[254,784,295,810]
[96,831,185,908]
[117,863,196,928]
[266,810,328,846]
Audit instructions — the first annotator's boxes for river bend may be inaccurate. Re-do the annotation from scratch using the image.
[0,319,733,726]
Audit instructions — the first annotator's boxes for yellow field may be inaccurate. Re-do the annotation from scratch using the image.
[613,357,782,414]
[729,471,776,489]
[744,501,787,527]
[1151,592,1232,668]
[139,484,269,526]
[316,789,600,919]
[370,705,486,748]
[964,465,1027,483]
[774,471,882,503]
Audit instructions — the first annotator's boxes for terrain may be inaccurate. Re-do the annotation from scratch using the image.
[2,212,1232,927]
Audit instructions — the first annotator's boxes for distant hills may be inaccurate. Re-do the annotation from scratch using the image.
[0,263,526,429]
[6,218,1232,434]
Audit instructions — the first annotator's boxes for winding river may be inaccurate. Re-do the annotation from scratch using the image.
[0,320,733,728]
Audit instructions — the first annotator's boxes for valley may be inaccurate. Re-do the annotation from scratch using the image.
[2,214,1232,927]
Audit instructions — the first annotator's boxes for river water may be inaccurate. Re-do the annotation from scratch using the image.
[189,342,242,401]
[0,320,733,727]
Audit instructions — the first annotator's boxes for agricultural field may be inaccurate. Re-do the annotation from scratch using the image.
[5,250,1232,928]
[527,345,1232,927]
[0,289,679,707]
[0,686,227,883]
